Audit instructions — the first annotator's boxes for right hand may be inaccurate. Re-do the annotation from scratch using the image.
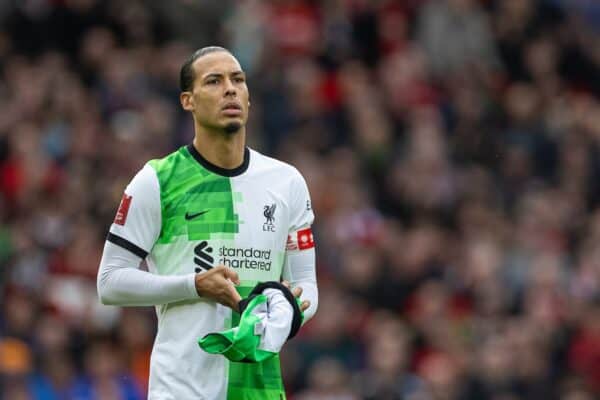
[195,266,242,311]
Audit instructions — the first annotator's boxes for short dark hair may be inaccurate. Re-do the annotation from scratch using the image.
[179,46,232,92]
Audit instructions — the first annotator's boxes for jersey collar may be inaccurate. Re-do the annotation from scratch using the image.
[186,144,250,177]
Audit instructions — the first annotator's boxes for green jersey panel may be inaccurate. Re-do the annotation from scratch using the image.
[148,147,241,245]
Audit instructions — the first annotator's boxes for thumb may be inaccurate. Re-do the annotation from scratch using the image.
[223,267,240,285]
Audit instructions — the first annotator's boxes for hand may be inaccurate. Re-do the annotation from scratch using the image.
[281,280,310,312]
[195,266,242,311]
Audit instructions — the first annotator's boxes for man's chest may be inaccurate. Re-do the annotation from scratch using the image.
[155,178,290,281]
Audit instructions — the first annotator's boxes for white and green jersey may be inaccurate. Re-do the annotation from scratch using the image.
[106,145,315,400]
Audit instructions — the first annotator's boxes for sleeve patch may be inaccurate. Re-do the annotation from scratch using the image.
[114,194,132,226]
[297,227,315,250]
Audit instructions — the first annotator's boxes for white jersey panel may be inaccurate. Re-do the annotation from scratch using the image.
[109,164,161,255]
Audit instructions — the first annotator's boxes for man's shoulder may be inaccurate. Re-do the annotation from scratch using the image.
[248,148,303,180]
[147,146,189,174]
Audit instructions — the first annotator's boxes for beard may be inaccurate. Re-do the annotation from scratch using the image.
[224,122,242,134]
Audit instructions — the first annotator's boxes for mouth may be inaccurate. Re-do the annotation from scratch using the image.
[222,102,242,111]
[221,102,242,117]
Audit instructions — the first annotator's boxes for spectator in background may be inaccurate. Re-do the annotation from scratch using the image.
[417,0,501,78]
[1,0,600,398]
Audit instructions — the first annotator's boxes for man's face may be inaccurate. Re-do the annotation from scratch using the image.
[182,52,249,133]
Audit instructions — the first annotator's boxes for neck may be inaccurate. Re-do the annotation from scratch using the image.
[192,124,246,170]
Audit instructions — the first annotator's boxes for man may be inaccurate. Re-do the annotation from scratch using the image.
[97,46,318,399]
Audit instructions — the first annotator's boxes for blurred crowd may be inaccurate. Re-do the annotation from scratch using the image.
[1,0,600,399]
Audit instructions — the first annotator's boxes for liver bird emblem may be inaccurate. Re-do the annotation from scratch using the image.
[264,204,276,224]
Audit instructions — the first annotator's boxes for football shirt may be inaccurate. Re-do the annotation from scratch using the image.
[108,144,315,400]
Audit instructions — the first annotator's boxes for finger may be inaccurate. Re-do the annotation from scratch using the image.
[300,300,310,311]
[281,280,290,288]
[219,280,241,309]
[229,287,242,310]
[224,267,240,285]
[292,286,303,298]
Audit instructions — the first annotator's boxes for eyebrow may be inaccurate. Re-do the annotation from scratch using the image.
[202,71,245,80]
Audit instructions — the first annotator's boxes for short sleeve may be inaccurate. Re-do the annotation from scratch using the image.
[107,164,161,258]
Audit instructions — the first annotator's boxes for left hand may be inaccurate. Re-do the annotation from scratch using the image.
[281,280,310,312]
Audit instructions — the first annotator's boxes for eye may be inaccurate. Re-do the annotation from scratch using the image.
[206,78,219,85]
[234,77,245,83]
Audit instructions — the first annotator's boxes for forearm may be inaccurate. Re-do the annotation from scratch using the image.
[282,248,318,322]
[97,242,198,306]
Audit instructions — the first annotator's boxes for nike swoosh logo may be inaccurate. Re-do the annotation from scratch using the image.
[185,210,210,220]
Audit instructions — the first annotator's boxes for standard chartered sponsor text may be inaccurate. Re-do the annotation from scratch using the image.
[218,246,272,271]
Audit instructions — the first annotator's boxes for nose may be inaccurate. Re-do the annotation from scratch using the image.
[224,78,237,97]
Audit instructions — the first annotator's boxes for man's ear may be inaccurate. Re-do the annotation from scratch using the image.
[180,91,194,112]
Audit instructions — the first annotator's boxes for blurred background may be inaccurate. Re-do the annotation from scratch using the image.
[0,0,599,399]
